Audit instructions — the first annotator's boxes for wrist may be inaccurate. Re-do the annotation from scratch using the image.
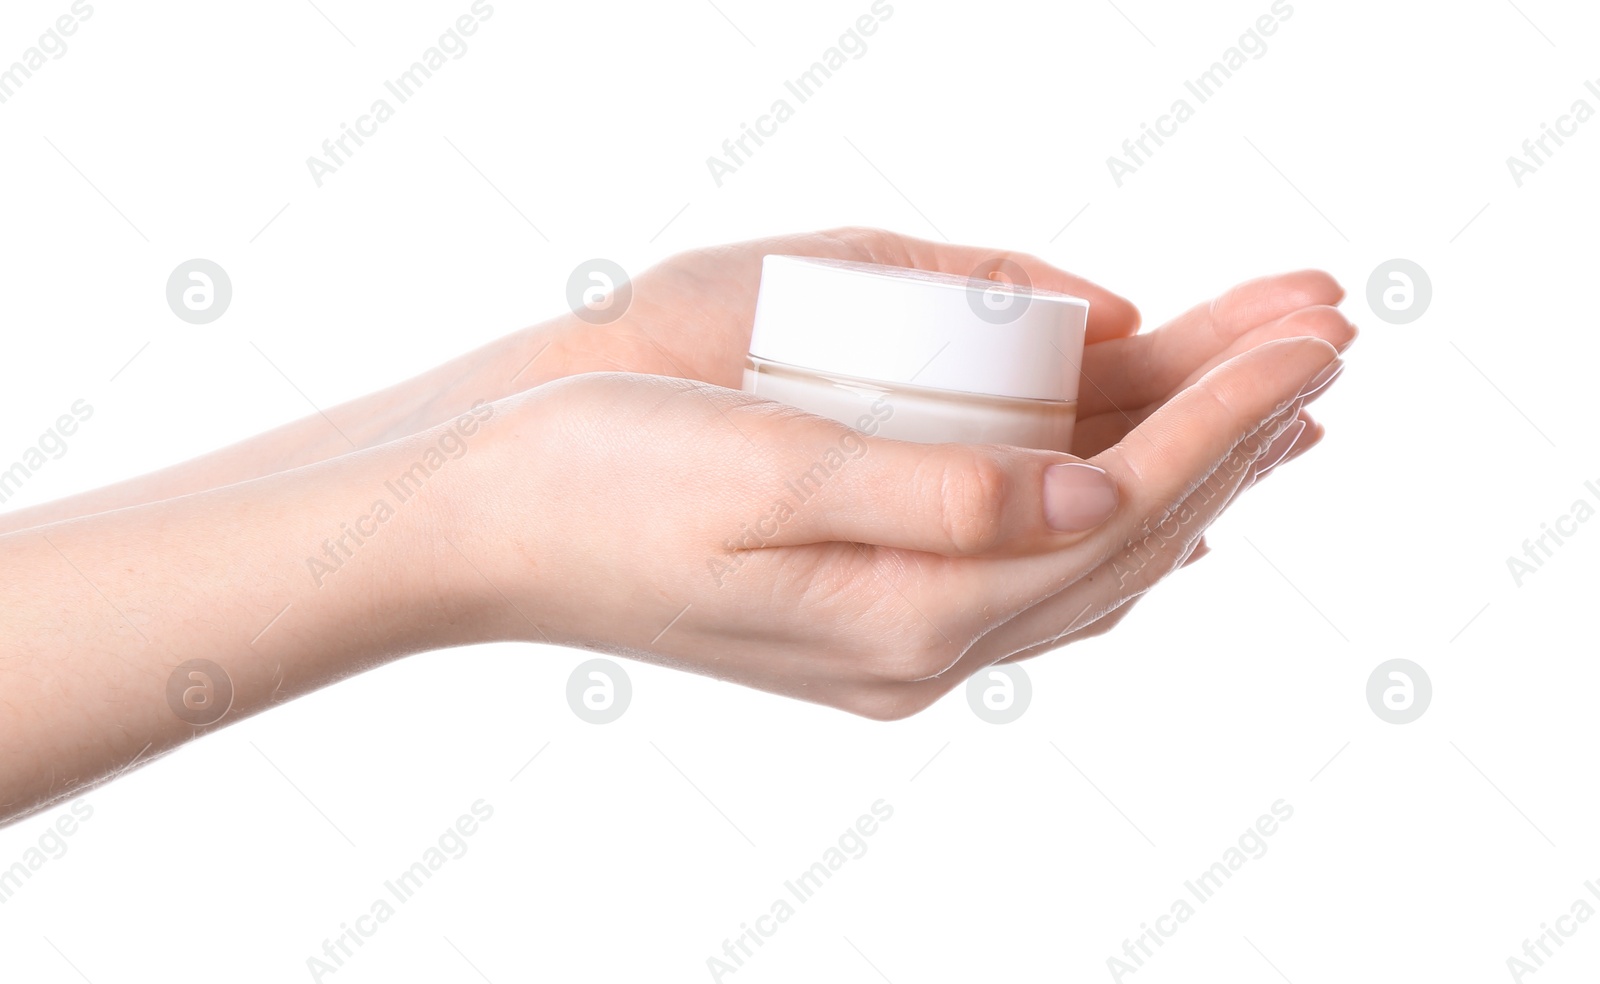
[360,320,573,451]
[491,316,593,394]
[408,392,566,647]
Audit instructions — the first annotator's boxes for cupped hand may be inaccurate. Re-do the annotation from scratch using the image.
[544,227,1353,461]
[442,335,1343,719]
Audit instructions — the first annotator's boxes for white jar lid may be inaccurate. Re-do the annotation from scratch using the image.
[749,254,1089,403]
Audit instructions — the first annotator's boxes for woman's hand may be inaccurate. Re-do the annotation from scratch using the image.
[0,225,1355,823]
[445,334,1343,719]
[547,226,1353,460]
[0,227,1350,539]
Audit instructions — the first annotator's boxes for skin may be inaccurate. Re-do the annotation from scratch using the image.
[0,228,1355,825]
[0,227,1350,533]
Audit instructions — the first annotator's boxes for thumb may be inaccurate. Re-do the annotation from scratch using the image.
[751,430,1120,556]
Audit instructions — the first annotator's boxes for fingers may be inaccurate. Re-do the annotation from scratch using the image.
[953,397,1278,672]
[902,431,1241,691]
[997,593,1146,664]
[980,405,1327,670]
[717,334,1333,560]
[1156,307,1355,410]
[1252,417,1308,480]
[1248,411,1323,489]
[1208,268,1345,327]
[993,525,1211,666]
[932,335,1337,616]
[996,534,1222,667]
[864,342,1337,704]
[755,431,1123,556]
[1068,321,1344,460]
[1094,336,1339,529]
[1259,415,1323,481]
[1002,412,1316,663]
[874,404,1318,697]
[1075,270,1346,418]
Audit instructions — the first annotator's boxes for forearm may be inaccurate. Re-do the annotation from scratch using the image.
[0,415,497,824]
[0,320,570,536]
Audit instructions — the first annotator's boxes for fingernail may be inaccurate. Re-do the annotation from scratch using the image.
[1185,539,1211,564]
[1253,419,1306,479]
[1297,359,1345,400]
[1044,463,1119,532]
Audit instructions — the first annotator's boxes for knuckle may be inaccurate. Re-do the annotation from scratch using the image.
[1195,369,1251,428]
[925,450,1012,555]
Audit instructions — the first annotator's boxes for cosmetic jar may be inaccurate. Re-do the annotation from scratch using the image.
[742,255,1088,451]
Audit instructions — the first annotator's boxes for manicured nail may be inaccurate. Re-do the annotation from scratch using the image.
[1044,463,1119,532]
[1253,419,1306,480]
[1297,359,1345,400]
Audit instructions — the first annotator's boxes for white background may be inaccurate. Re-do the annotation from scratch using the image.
[2,0,1598,981]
